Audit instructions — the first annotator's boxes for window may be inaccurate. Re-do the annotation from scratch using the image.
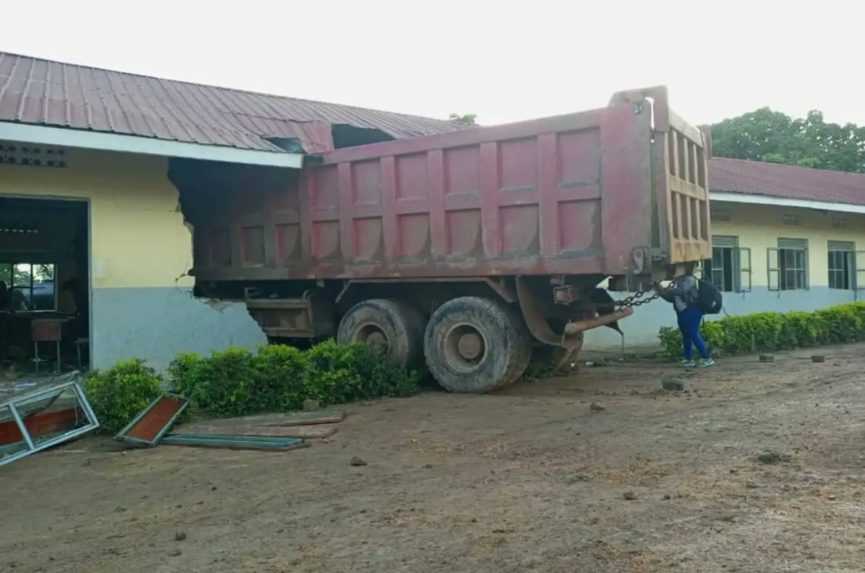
[0,263,56,311]
[828,241,855,290]
[768,239,808,291]
[703,236,750,292]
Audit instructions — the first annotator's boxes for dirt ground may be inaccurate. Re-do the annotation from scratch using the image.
[3,343,865,573]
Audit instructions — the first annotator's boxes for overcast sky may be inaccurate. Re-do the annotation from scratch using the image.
[5,1,863,127]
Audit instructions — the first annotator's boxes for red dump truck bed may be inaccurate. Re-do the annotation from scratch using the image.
[191,87,710,283]
[181,87,711,392]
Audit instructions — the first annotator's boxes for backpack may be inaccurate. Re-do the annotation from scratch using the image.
[696,279,723,314]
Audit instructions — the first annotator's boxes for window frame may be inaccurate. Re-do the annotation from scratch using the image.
[0,262,58,312]
[768,238,809,291]
[704,236,750,293]
[828,241,856,291]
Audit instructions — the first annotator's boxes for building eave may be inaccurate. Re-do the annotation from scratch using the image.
[711,191,865,215]
[0,122,303,168]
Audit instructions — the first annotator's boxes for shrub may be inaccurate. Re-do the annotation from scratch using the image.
[659,302,865,360]
[253,344,308,411]
[84,359,163,433]
[167,340,420,416]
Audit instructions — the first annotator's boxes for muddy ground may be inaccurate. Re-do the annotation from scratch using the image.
[3,343,865,573]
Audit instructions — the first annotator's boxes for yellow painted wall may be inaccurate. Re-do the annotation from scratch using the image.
[0,146,193,289]
[711,203,865,288]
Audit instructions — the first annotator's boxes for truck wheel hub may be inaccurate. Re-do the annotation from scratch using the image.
[358,324,389,351]
[445,324,487,366]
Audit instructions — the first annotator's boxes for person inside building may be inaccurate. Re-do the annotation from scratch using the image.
[657,265,715,368]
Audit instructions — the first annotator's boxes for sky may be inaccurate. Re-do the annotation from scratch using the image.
[4,1,864,127]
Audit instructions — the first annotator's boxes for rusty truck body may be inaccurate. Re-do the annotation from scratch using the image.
[178,87,711,392]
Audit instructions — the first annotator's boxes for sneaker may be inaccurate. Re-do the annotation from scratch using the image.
[681,359,697,368]
[699,358,715,368]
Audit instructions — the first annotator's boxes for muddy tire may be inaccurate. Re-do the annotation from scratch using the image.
[424,297,531,393]
[337,299,424,368]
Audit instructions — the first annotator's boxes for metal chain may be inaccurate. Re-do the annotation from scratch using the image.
[615,287,661,309]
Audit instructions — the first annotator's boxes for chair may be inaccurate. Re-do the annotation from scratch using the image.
[74,337,89,369]
[31,319,64,374]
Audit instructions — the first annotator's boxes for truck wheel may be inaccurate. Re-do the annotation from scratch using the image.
[337,299,424,368]
[424,297,531,392]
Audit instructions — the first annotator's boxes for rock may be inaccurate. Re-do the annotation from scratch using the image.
[175,531,187,542]
[350,456,368,467]
[303,399,321,412]
[811,355,826,363]
[827,494,837,501]
[756,451,791,465]
[589,402,606,413]
[168,549,182,557]
[623,491,637,501]
[661,378,685,392]
[662,494,671,500]
[759,354,774,363]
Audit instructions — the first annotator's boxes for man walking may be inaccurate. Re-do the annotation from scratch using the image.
[658,266,715,368]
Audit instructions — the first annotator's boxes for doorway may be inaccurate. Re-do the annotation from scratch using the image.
[0,197,89,374]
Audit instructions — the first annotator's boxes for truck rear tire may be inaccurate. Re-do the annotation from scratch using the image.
[337,299,424,368]
[424,297,531,393]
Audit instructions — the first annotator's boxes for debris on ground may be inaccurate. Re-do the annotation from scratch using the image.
[661,377,686,392]
[174,531,187,542]
[811,355,826,363]
[759,354,775,363]
[160,433,308,451]
[623,491,637,501]
[0,376,99,466]
[589,402,606,413]
[115,394,188,447]
[756,451,792,465]
[350,456,368,467]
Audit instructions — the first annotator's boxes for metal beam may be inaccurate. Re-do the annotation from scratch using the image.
[0,122,303,168]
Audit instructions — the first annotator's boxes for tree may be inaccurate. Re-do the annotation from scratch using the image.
[711,108,865,173]
[449,113,478,126]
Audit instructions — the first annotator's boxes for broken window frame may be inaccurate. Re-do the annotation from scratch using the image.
[0,381,99,466]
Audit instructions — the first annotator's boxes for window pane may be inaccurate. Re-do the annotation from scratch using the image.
[31,264,56,311]
[12,263,31,289]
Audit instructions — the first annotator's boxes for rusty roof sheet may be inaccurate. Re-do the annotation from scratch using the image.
[0,52,464,154]
[710,157,865,207]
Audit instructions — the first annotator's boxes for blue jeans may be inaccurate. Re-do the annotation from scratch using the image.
[677,306,709,360]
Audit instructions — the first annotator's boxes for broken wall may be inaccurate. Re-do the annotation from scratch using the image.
[0,145,266,370]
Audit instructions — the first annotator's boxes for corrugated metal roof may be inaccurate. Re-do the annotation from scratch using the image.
[0,52,464,154]
[710,157,865,207]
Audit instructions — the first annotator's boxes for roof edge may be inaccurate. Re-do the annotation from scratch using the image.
[0,122,303,168]
[711,191,865,215]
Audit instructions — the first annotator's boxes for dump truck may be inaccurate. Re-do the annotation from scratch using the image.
[178,86,711,392]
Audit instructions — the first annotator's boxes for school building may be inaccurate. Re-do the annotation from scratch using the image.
[585,157,865,351]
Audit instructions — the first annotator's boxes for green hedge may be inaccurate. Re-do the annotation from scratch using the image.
[169,340,420,416]
[84,359,163,433]
[659,302,865,360]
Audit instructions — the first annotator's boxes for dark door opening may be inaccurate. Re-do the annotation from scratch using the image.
[0,197,90,375]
